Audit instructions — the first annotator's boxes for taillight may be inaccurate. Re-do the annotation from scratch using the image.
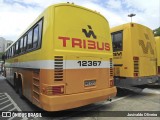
[158,66,160,74]
[45,85,64,95]
[133,56,139,61]
[52,86,64,94]
[134,73,138,77]
[110,80,114,87]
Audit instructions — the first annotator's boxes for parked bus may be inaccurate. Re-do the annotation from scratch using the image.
[3,3,116,111]
[110,23,158,88]
[155,36,160,80]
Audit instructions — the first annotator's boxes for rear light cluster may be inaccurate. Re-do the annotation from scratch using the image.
[134,73,138,77]
[110,80,114,87]
[44,85,64,95]
[158,66,160,75]
[133,56,139,77]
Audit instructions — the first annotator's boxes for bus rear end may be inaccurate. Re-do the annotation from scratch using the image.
[40,3,116,111]
[111,23,157,88]
[155,36,160,83]
[131,23,158,85]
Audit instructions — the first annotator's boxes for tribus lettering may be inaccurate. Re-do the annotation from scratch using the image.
[58,36,110,51]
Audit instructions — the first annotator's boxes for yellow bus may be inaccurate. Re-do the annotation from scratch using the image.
[3,3,116,111]
[155,36,160,79]
[111,23,158,88]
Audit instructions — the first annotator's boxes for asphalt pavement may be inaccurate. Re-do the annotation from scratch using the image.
[0,75,159,120]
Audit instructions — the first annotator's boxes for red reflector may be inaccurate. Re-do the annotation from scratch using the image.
[134,73,138,77]
[133,56,139,61]
[52,86,64,95]
[110,80,114,87]
[158,66,160,74]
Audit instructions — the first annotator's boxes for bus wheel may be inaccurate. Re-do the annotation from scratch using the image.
[18,79,24,98]
[14,78,18,93]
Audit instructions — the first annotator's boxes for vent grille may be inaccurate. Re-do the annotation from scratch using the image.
[110,58,113,76]
[32,70,40,107]
[54,56,63,81]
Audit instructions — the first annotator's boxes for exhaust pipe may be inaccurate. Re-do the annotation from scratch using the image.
[107,97,112,102]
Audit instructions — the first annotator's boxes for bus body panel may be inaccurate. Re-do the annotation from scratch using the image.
[4,3,116,111]
[52,5,113,95]
[112,24,133,78]
[131,24,156,76]
[40,87,116,111]
[54,5,112,53]
[155,36,160,76]
[111,23,157,87]
[139,57,157,76]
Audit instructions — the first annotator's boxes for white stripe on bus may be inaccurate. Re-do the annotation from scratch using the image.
[5,60,110,69]
[66,60,110,69]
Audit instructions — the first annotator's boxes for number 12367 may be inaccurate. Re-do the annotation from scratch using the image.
[77,61,101,66]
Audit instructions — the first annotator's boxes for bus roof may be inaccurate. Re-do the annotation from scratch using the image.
[110,22,152,32]
[6,3,107,51]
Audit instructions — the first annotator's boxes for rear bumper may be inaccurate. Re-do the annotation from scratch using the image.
[40,87,117,111]
[114,75,158,87]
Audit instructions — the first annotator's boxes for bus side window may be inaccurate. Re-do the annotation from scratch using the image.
[4,53,6,59]
[23,35,27,52]
[33,19,43,49]
[9,48,11,58]
[111,31,123,52]
[33,25,39,49]
[6,51,8,59]
[5,52,7,59]
[15,42,19,55]
[10,47,11,57]
[37,20,43,48]
[20,37,24,53]
[18,40,21,54]
[11,46,13,57]
[13,45,15,56]
[8,49,10,59]
[27,30,33,50]
[7,51,9,59]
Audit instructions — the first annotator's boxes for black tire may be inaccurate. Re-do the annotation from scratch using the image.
[18,79,24,98]
[14,79,18,93]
